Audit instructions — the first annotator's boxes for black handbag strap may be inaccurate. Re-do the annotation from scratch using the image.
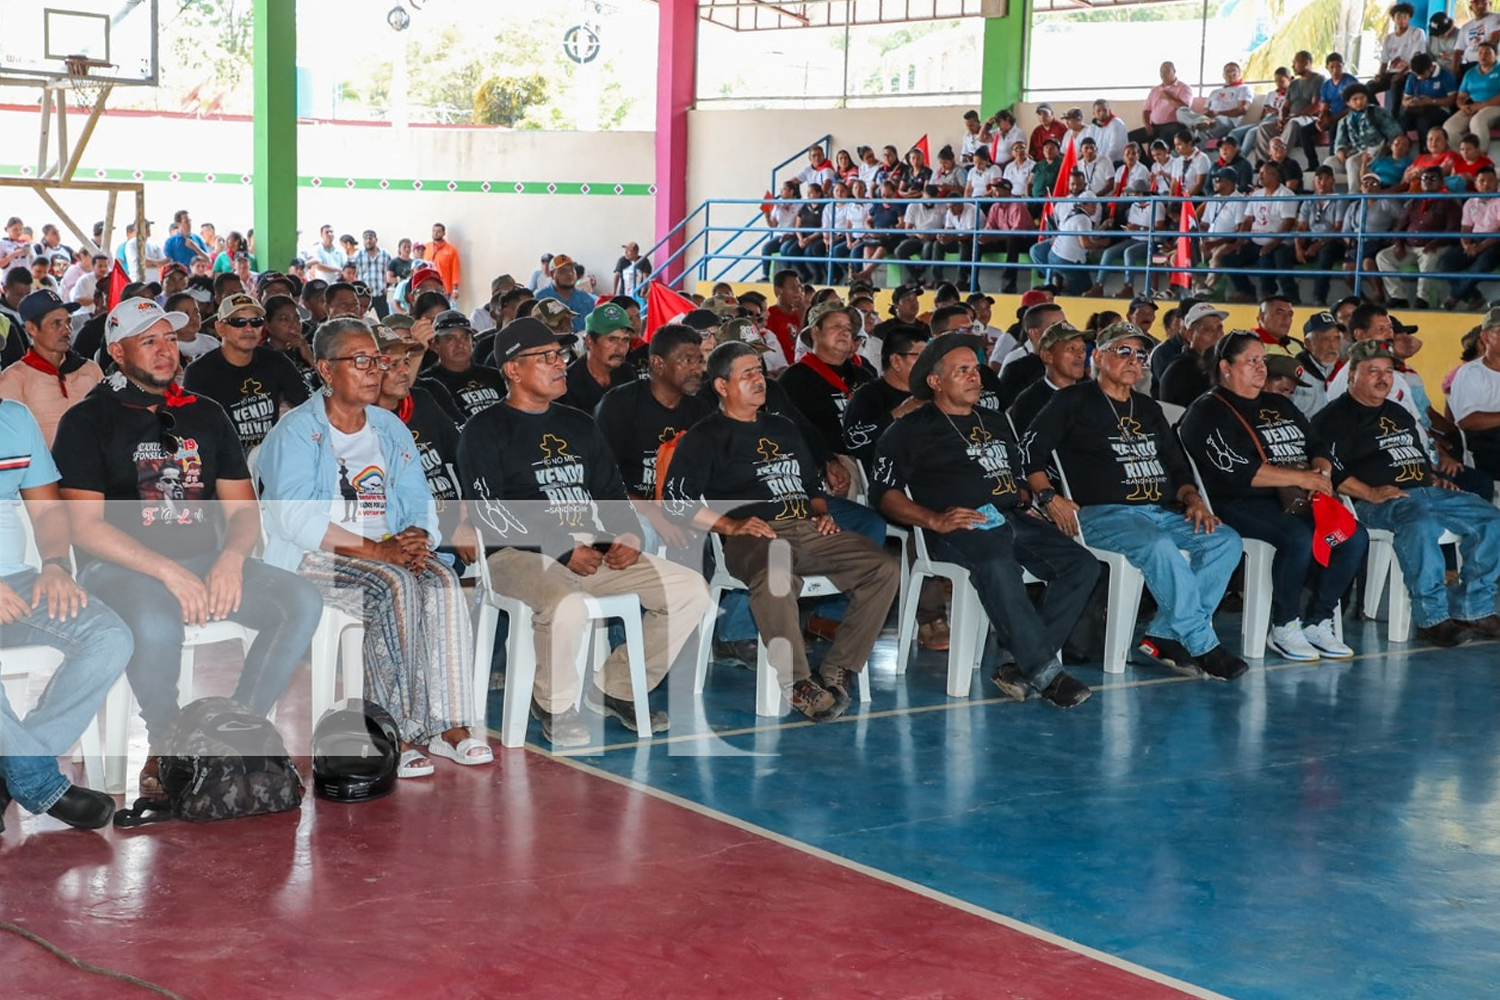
[1212,390,1270,464]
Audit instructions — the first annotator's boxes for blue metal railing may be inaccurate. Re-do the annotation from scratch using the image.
[658,189,1500,305]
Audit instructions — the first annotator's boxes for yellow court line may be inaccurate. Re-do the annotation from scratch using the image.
[544,636,1481,756]
[544,749,1242,1000]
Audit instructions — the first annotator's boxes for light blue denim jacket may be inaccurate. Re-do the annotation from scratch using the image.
[256,394,439,572]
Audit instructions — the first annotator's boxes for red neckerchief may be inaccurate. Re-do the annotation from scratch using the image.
[396,395,415,423]
[163,382,198,408]
[20,349,68,397]
[798,354,852,397]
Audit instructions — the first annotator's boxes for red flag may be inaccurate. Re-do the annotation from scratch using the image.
[1037,135,1079,237]
[104,259,129,310]
[760,189,774,215]
[912,134,931,166]
[643,280,697,342]
[1170,179,1194,289]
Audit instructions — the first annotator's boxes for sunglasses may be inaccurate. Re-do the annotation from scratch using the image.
[222,316,266,329]
[1109,344,1149,361]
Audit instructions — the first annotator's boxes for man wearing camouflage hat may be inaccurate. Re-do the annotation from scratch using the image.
[1007,320,1089,435]
[1317,338,1500,646]
[534,297,577,337]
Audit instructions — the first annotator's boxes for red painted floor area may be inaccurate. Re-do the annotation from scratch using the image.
[3,750,1204,1000]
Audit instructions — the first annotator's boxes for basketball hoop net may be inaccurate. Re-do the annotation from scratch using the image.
[64,56,111,113]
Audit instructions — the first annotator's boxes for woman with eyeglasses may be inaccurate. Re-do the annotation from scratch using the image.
[257,317,491,779]
[182,292,311,455]
[1178,331,1369,663]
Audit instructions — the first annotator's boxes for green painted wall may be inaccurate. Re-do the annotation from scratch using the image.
[253,0,297,272]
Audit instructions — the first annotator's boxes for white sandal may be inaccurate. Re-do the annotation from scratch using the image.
[397,748,435,778]
[426,735,494,766]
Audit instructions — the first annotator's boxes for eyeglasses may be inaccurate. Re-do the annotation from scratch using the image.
[514,348,570,365]
[1110,344,1149,362]
[222,316,266,329]
[327,354,392,371]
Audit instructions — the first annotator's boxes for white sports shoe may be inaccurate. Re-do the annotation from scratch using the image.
[1302,618,1354,659]
[1267,620,1320,662]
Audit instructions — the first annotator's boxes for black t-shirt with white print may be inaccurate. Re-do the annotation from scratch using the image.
[1178,387,1329,503]
[182,346,310,453]
[419,364,506,423]
[778,356,875,456]
[1313,393,1432,491]
[594,378,714,499]
[841,377,910,475]
[52,375,249,563]
[1020,380,1193,507]
[560,357,636,416]
[870,404,1024,513]
[661,411,824,526]
[456,401,637,561]
[398,385,463,532]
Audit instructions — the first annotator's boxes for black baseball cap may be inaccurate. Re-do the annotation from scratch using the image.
[18,288,81,324]
[491,317,577,364]
[1303,311,1342,335]
[1128,296,1158,313]
[432,309,473,335]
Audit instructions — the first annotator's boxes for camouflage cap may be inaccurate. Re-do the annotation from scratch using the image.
[1094,321,1159,351]
[534,298,577,324]
[1038,321,1087,353]
[716,317,772,353]
[1345,338,1398,370]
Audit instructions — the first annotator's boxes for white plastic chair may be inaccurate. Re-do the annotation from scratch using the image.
[1362,523,1459,643]
[694,532,872,717]
[470,540,654,748]
[891,490,991,697]
[1182,452,1278,659]
[848,459,910,622]
[4,502,104,789]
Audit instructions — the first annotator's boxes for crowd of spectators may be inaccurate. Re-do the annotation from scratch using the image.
[756,4,1500,311]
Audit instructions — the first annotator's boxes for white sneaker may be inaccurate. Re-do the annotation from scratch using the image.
[1302,618,1353,659]
[1266,620,1320,662]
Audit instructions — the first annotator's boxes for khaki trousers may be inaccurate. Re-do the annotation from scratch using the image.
[487,548,711,714]
[722,519,900,685]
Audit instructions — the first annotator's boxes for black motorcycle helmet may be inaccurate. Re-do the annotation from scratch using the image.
[311,699,399,803]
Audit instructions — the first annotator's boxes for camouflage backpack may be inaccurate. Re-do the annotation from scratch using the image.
[155,697,305,822]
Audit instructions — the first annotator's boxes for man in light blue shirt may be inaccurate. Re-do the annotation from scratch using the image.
[0,399,133,832]
[1446,41,1500,153]
[532,253,595,332]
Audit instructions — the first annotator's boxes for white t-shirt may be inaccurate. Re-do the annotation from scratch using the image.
[70,273,102,305]
[1383,26,1428,67]
[1202,197,1248,234]
[943,204,978,232]
[1448,358,1500,423]
[796,162,837,189]
[857,161,882,188]
[329,422,390,541]
[1050,212,1094,263]
[469,305,497,334]
[1077,157,1114,197]
[1114,162,1153,195]
[124,240,164,283]
[1461,13,1500,62]
[903,202,945,235]
[1001,160,1034,195]
[1169,150,1214,195]
[1205,83,1254,123]
[959,130,986,162]
[175,332,221,362]
[1245,185,1297,244]
[966,164,1005,197]
[1124,200,1165,242]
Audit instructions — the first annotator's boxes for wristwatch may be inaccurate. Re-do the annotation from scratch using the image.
[1034,488,1057,509]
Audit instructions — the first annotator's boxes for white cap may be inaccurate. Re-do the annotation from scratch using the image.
[1183,302,1229,328]
[105,297,189,346]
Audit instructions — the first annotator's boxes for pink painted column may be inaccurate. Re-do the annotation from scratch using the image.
[655,0,697,285]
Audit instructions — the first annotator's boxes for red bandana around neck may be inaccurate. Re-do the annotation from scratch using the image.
[20,349,68,398]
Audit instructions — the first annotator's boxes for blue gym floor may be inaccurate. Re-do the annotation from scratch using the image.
[537,617,1500,1000]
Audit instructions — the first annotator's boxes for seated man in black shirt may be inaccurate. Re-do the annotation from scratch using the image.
[53,298,323,795]
[1157,302,1227,408]
[560,302,636,414]
[871,335,1098,707]
[995,301,1062,409]
[1314,340,1500,647]
[182,293,310,453]
[1021,322,1248,681]
[1008,321,1089,434]
[595,323,714,552]
[929,304,1006,410]
[663,342,901,722]
[457,318,709,747]
[417,309,506,422]
[842,324,928,474]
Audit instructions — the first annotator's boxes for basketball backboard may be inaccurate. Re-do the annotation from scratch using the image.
[0,0,158,85]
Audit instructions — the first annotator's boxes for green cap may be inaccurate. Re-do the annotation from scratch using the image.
[1094,321,1159,352]
[1037,321,1087,353]
[584,302,632,336]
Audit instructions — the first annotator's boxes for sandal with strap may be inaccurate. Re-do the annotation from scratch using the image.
[397,748,435,778]
[426,735,494,766]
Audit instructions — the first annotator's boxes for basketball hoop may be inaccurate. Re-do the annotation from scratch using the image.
[63,54,110,112]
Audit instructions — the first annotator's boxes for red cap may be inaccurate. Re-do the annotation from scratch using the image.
[1310,492,1358,567]
[1020,289,1052,309]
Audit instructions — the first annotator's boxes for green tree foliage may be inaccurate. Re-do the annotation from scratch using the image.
[473,74,550,127]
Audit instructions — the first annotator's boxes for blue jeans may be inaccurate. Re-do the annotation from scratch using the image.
[1228,242,1297,299]
[1030,241,1089,294]
[80,554,323,746]
[1218,496,1368,627]
[0,569,133,812]
[1077,503,1243,656]
[930,513,1098,687]
[1356,487,1500,628]
[1096,241,1152,290]
[715,499,888,641]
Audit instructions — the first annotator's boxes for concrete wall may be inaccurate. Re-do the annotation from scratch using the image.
[0,105,655,311]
